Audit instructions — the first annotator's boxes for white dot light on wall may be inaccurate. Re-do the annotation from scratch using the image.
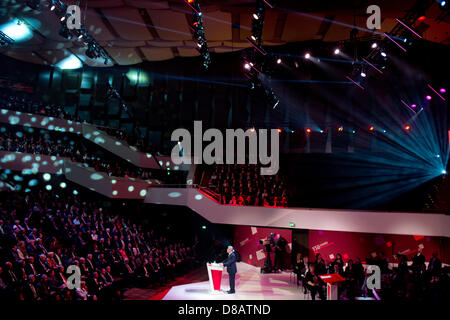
[43,173,51,181]
[60,182,67,188]
[45,185,52,191]
[128,186,134,192]
[139,189,147,197]
[111,179,117,184]
[112,190,118,196]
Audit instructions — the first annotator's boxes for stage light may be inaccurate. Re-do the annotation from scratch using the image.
[276,58,282,64]
[404,125,411,131]
[440,1,446,7]
[334,48,340,55]
[338,126,343,132]
[45,185,52,191]
[381,52,387,57]
[60,182,67,188]
[436,155,441,158]
[253,13,259,20]
[369,126,374,131]
[78,34,83,39]
[244,63,251,70]
[426,95,432,100]
[305,53,311,59]
[202,225,207,230]
[306,128,311,133]
[361,72,367,77]
[411,104,417,108]
[188,0,194,3]
[0,19,33,42]
[50,5,56,11]
[250,128,255,133]
[55,55,82,70]
[371,42,377,48]
[43,173,51,181]
[442,170,447,175]
[278,129,282,133]
[418,16,426,21]
[440,88,446,93]
[250,35,257,41]
[61,16,66,22]
[73,190,78,195]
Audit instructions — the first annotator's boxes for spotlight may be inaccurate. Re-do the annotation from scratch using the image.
[85,44,98,59]
[305,53,311,59]
[440,1,446,7]
[426,95,432,101]
[361,72,367,77]
[338,126,343,132]
[250,128,255,133]
[404,125,411,131]
[440,88,446,93]
[244,63,251,70]
[334,48,340,55]
[253,13,259,20]
[371,42,377,48]
[50,5,56,11]
[250,35,257,41]
[369,126,374,131]
[278,129,282,133]
[442,170,447,175]
[411,104,417,108]
[306,128,311,133]
[381,52,387,57]
[61,16,66,22]
[276,58,282,64]
[417,16,426,21]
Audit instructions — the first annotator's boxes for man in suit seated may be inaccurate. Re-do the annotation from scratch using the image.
[221,246,237,294]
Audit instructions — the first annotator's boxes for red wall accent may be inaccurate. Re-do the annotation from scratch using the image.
[234,226,292,267]
[309,230,449,264]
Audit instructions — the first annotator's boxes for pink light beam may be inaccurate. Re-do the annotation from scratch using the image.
[362,58,383,74]
[396,19,423,38]
[346,76,364,90]
[427,84,446,101]
[384,33,407,52]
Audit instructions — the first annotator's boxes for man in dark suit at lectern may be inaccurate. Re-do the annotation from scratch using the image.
[222,246,237,294]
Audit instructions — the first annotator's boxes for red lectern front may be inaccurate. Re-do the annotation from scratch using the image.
[206,263,223,293]
[319,273,345,300]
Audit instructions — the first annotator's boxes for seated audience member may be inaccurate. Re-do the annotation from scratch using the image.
[305,263,326,300]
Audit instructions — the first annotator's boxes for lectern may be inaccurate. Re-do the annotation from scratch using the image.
[206,263,223,292]
[319,273,345,300]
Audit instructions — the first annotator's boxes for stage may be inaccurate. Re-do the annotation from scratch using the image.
[162,262,307,300]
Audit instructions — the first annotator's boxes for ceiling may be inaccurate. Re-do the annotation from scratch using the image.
[0,0,449,67]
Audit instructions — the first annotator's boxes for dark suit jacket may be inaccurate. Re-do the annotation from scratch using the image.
[223,252,237,275]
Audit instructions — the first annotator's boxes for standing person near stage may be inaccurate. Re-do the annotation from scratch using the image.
[222,246,237,294]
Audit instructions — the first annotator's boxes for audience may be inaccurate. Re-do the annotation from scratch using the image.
[296,250,448,301]
[0,190,199,301]
[0,125,157,181]
[206,164,288,207]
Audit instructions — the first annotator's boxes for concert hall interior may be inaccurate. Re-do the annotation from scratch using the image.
[0,0,449,303]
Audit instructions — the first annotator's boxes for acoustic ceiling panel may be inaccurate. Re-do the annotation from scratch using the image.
[202,11,232,41]
[147,10,192,41]
[101,8,154,41]
[105,47,143,64]
[140,47,174,61]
